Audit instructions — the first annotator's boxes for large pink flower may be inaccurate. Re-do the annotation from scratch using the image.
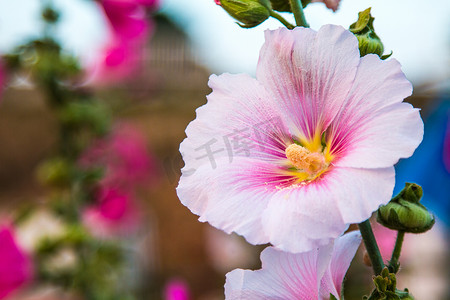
[0,226,33,299]
[177,25,423,253]
[225,231,361,299]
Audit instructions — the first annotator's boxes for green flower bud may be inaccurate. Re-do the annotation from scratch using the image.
[377,183,435,234]
[269,0,311,12]
[36,157,72,187]
[349,8,391,59]
[215,0,271,28]
[42,6,60,24]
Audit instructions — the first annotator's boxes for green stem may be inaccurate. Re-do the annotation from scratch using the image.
[358,219,384,275]
[389,231,405,273]
[270,11,295,29]
[288,0,309,27]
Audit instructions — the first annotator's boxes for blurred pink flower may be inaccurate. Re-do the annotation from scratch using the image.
[225,231,361,299]
[89,0,158,84]
[312,0,341,12]
[164,279,190,300]
[89,41,143,85]
[0,226,33,299]
[177,25,423,253]
[83,187,141,237]
[371,221,397,261]
[80,124,156,188]
[101,0,150,42]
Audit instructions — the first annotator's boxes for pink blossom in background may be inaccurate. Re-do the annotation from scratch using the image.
[89,41,142,85]
[101,0,150,42]
[177,25,423,253]
[83,187,141,237]
[164,279,190,300]
[0,226,33,299]
[371,221,397,261]
[89,0,158,84]
[80,124,156,188]
[225,231,361,299]
[312,0,341,12]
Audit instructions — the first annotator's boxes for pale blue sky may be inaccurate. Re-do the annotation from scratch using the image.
[0,0,449,84]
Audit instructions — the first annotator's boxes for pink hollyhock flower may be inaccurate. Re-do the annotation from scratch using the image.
[90,0,157,84]
[177,25,423,253]
[0,226,33,299]
[80,124,155,188]
[101,0,150,42]
[225,231,361,299]
[83,187,141,237]
[89,41,143,85]
[312,0,341,12]
[164,279,190,300]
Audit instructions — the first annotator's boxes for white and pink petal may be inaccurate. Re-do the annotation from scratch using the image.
[256,25,360,143]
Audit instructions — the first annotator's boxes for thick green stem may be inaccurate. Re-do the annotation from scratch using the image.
[389,231,405,273]
[270,11,295,29]
[358,219,384,275]
[288,0,309,27]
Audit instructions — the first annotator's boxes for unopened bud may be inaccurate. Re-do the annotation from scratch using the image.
[42,6,60,24]
[377,183,435,234]
[215,0,271,28]
[36,157,72,188]
[349,8,391,59]
[269,0,312,12]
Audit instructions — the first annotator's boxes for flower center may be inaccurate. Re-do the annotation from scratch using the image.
[285,144,327,176]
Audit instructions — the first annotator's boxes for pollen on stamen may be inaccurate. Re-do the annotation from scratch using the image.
[285,143,326,175]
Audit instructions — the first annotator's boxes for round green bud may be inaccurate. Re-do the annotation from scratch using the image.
[42,7,60,24]
[377,183,435,233]
[216,0,271,28]
[36,157,72,188]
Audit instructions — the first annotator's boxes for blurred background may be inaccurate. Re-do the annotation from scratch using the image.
[0,0,448,299]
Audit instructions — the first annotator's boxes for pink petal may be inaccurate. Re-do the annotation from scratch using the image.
[319,231,362,299]
[225,244,334,300]
[0,226,33,299]
[256,25,360,143]
[261,179,346,253]
[180,73,288,172]
[325,166,395,224]
[177,158,272,245]
[328,55,422,168]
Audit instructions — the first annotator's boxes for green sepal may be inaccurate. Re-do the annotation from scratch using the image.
[381,51,393,60]
[329,294,338,300]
